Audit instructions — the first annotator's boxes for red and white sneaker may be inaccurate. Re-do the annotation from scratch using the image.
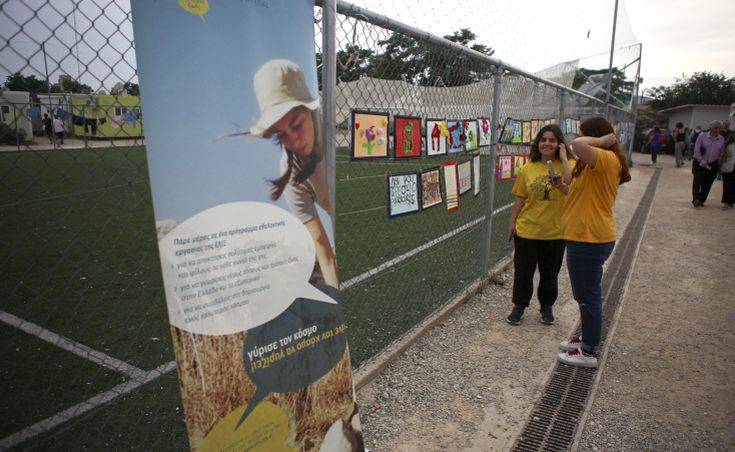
[557,348,597,368]
[559,336,584,351]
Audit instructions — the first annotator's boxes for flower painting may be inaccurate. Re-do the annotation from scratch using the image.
[352,110,389,159]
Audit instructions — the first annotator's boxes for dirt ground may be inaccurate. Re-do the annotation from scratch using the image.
[576,155,735,451]
[356,155,659,451]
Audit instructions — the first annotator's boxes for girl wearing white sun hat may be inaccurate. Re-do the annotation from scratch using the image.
[251,59,337,289]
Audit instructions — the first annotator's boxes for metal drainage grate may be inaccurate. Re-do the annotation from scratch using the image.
[513,168,662,452]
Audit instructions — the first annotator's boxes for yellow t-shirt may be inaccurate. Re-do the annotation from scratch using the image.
[562,147,622,243]
[512,159,574,240]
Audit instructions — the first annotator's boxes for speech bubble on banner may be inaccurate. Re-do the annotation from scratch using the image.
[159,202,337,336]
[236,286,347,428]
[178,0,208,22]
[201,401,295,451]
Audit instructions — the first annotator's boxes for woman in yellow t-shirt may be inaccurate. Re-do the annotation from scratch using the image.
[556,117,631,368]
[507,125,574,326]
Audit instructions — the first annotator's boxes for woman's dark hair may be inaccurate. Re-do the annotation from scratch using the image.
[675,122,684,129]
[573,116,631,185]
[653,126,660,133]
[726,129,735,146]
[529,124,569,162]
[266,108,321,200]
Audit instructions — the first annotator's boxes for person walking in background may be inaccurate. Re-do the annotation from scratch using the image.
[42,113,53,143]
[52,115,66,145]
[692,121,725,207]
[687,125,702,161]
[506,125,574,326]
[555,117,631,368]
[720,121,730,138]
[648,126,662,165]
[721,130,735,209]
[673,122,686,167]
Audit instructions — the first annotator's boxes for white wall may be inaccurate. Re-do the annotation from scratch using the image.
[0,90,33,140]
[691,106,729,130]
[666,106,729,130]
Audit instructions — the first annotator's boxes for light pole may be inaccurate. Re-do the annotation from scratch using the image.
[604,0,620,118]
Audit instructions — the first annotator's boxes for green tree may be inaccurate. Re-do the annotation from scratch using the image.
[3,72,50,93]
[52,78,92,94]
[417,28,495,87]
[122,82,139,96]
[366,28,494,87]
[573,67,634,106]
[649,71,735,110]
[316,45,375,89]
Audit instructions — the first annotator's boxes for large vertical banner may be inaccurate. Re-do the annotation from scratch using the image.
[131,1,363,450]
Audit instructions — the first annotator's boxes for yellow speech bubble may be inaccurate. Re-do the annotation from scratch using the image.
[199,401,297,452]
[179,0,208,22]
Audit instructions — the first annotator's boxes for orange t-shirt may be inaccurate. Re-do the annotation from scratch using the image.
[562,148,621,243]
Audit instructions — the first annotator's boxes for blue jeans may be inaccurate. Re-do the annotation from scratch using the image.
[566,241,615,352]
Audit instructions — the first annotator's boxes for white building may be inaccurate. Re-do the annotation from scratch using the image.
[0,90,33,140]
[659,104,731,130]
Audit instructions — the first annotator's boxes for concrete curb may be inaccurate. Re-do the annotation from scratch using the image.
[354,254,514,390]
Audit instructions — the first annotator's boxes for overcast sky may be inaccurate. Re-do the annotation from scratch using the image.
[352,0,735,93]
[1,0,733,95]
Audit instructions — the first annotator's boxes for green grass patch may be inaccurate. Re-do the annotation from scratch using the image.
[0,323,126,438]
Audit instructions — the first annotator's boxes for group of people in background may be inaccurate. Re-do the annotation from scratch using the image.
[506,117,630,369]
[645,120,734,209]
[41,113,67,145]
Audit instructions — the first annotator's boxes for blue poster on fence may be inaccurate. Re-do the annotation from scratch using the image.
[131,1,362,450]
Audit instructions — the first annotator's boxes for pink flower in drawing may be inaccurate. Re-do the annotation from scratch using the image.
[363,125,376,155]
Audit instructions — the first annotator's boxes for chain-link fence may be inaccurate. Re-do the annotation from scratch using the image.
[1,0,635,449]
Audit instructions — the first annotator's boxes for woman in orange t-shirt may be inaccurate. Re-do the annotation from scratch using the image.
[554,117,631,368]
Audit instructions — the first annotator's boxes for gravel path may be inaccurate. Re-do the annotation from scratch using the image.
[576,155,735,451]
[356,159,651,451]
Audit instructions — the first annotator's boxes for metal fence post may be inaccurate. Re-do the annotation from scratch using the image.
[558,89,565,127]
[481,66,503,275]
[322,0,337,224]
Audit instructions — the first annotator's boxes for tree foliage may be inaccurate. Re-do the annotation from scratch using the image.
[648,71,735,110]
[317,28,495,89]
[572,67,634,106]
[3,72,92,94]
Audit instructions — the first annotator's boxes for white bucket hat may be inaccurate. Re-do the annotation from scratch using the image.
[250,59,320,136]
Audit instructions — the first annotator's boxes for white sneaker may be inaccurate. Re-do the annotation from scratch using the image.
[559,336,584,351]
[557,348,598,368]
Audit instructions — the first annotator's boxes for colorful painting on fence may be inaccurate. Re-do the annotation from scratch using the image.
[511,119,523,144]
[464,120,479,151]
[472,154,481,196]
[530,119,539,140]
[513,154,528,177]
[500,117,514,143]
[394,116,422,158]
[388,172,421,217]
[420,167,443,209]
[497,154,513,181]
[522,121,531,144]
[352,110,389,159]
[478,117,492,146]
[443,161,459,211]
[426,119,448,156]
[447,119,465,153]
[458,160,472,195]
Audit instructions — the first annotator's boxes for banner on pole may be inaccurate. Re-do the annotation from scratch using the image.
[131,1,363,450]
